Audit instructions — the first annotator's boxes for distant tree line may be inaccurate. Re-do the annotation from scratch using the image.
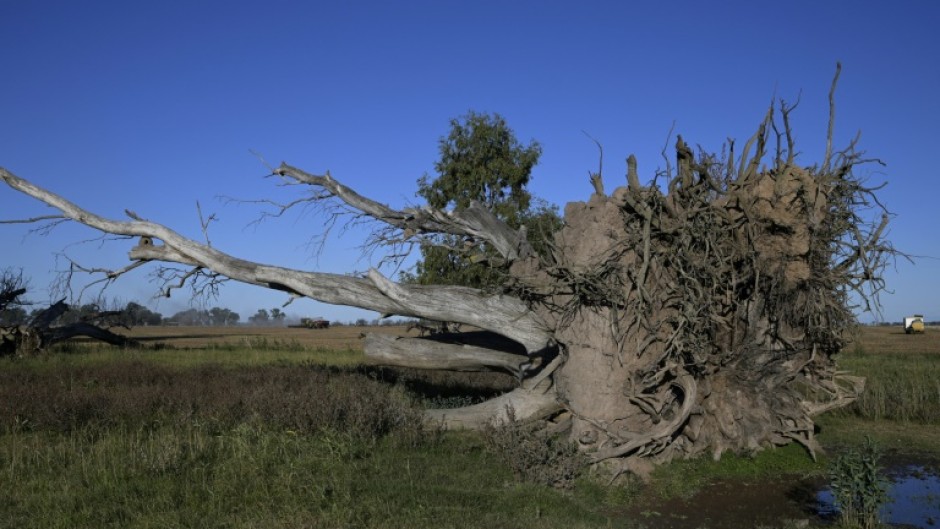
[164,306,240,326]
[247,308,286,326]
[2,269,427,329]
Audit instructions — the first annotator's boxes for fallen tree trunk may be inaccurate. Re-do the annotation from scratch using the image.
[0,70,893,472]
[0,300,138,356]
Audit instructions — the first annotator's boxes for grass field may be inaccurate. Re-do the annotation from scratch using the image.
[119,324,413,351]
[835,326,940,425]
[845,325,940,355]
[48,325,413,369]
[1,324,937,528]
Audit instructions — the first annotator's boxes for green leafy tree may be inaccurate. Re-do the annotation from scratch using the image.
[411,111,559,288]
[248,308,270,325]
[123,302,164,327]
[167,308,209,326]
[209,306,239,326]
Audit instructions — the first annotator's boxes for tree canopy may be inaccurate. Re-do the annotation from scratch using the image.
[410,112,559,288]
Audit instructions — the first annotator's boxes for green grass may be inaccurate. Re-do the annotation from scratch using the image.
[0,424,619,529]
[645,443,825,501]
[2,336,939,529]
[833,345,940,423]
[0,351,618,528]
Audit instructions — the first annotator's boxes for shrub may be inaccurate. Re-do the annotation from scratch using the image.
[482,407,586,489]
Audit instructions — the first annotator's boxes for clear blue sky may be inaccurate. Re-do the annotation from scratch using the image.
[1,0,938,324]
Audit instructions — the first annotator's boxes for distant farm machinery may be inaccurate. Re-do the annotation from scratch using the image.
[290,317,330,329]
[904,315,925,334]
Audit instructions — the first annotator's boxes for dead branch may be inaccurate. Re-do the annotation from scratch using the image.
[824,62,842,172]
[0,167,552,352]
[274,163,534,262]
[363,333,528,375]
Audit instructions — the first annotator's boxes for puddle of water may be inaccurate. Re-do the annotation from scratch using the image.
[817,465,940,528]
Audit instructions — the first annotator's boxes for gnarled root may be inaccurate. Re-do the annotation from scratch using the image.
[590,374,697,463]
[426,379,562,429]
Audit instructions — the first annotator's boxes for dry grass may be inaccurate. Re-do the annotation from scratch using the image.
[79,323,937,356]
[835,325,940,424]
[846,325,940,355]
[0,361,428,440]
[110,324,415,350]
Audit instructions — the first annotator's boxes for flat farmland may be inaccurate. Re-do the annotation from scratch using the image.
[115,323,939,354]
[850,325,940,355]
[119,324,414,351]
[3,322,938,529]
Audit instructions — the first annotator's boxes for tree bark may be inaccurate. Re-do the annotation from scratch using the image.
[426,381,562,429]
[363,333,529,375]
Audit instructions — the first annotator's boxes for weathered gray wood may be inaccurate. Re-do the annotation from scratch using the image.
[363,333,527,374]
[426,381,562,429]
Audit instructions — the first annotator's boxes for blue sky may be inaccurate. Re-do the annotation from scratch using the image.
[1,0,938,324]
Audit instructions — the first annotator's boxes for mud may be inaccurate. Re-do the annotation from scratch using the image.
[623,476,825,528]
[622,462,940,528]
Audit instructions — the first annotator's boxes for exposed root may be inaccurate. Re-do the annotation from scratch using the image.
[426,379,562,430]
[590,375,697,462]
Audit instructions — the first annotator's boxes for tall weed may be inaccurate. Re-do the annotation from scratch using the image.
[828,437,889,529]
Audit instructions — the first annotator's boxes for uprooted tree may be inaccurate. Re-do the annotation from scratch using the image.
[0,69,893,473]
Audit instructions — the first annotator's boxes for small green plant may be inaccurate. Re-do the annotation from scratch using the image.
[828,436,889,529]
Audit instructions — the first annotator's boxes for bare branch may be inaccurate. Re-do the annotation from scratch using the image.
[196,201,216,247]
[823,62,842,171]
[658,121,677,186]
[736,103,773,181]
[0,215,67,224]
[0,167,551,351]
[781,91,801,166]
[582,130,605,196]
[57,255,149,301]
[274,163,533,262]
